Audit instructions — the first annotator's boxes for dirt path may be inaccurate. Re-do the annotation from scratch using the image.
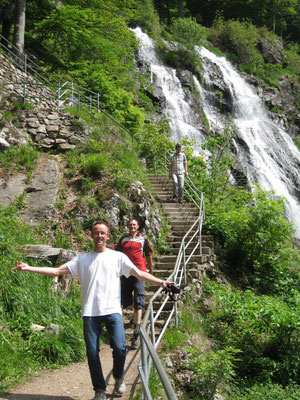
[0,343,141,400]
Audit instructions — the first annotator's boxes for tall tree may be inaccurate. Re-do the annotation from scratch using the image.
[178,0,184,17]
[0,0,16,44]
[12,0,26,54]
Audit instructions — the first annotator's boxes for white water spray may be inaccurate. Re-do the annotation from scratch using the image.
[133,27,300,237]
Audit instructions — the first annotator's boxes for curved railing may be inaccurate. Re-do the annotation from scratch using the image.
[139,151,205,399]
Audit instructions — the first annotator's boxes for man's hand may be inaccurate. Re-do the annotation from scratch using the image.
[11,260,30,272]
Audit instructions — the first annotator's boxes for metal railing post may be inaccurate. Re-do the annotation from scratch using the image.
[71,82,74,104]
[183,240,187,284]
[175,301,178,326]
[23,82,26,102]
[57,85,61,111]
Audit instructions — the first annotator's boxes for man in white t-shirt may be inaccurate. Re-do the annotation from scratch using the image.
[12,220,173,400]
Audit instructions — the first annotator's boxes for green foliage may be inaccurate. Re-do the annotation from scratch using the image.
[184,346,239,400]
[209,16,300,84]
[136,117,173,172]
[0,145,39,180]
[134,0,162,39]
[204,281,300,385]
[285,42,300,73]
[206,186,297,294]
[210,17,264,68]
[80,153,109,178]
[0,206,84,390]
[162,326,188,351]
[195,121,237,202]
[169,17,208,47]
[31,2,144,132]
[148,366,165,399]
[233,382,300,400]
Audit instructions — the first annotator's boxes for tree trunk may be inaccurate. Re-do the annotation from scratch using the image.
[1,0,16,46]
[178,0,184,18]
[13,0,26,55]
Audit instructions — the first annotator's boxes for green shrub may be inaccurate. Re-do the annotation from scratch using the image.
[184,346,239,400]
[210,17,263,68]
[80,153,109,178]
[233,382,300,400]
[204,281,300,385]
[169,17,208,47]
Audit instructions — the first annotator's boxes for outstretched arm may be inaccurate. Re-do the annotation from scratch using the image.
[130,267,173,288]
[12,260,71,277]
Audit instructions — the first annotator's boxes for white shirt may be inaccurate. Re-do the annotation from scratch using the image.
[66,248,136,317]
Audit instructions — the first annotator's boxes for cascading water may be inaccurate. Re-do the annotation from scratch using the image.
[197,47,300,237]
[132,27,205,149]
[133,27,300,237]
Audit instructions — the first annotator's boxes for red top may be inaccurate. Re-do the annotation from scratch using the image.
[115,232,153,272]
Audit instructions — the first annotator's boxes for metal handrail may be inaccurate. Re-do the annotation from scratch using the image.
[0,33,60,86]
[0,34,137,144]
[139,152,205,399]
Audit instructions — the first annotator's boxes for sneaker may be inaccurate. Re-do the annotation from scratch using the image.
[131,337,138,349]
[93,389,106,400]
[114,378,126,394]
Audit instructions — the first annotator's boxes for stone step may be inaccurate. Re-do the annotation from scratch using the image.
[150,183,172,189]
[170,236,214,246]
[170,246,211,255]
[155,253,210,267]
[163,209,197,215]
[162,203,198,211]
[148,174,168,181]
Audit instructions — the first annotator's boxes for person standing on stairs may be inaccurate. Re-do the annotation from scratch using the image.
[169,143,188,203]
[12,219,171,400]
[115,218,153,349]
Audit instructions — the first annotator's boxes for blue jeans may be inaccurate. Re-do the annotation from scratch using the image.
[83,314,126,391]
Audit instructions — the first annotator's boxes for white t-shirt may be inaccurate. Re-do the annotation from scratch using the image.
[66,248,136,317]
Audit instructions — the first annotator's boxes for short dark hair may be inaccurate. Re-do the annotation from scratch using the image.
[91,220,110,233]
[127,218,140,226]
[175,143,181,149]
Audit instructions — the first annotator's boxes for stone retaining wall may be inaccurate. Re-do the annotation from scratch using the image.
[0,52,90,150]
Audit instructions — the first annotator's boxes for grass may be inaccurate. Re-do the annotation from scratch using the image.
[0,205,85,391]
[0,145,39,181]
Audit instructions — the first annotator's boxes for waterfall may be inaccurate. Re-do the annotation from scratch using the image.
[132,27,205,149]
[197,47,300,237]
[133,27,300,237]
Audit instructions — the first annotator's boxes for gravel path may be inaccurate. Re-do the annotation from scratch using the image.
[0,342,141,400]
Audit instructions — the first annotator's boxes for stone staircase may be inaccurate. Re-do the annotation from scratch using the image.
[123,174,215,339]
